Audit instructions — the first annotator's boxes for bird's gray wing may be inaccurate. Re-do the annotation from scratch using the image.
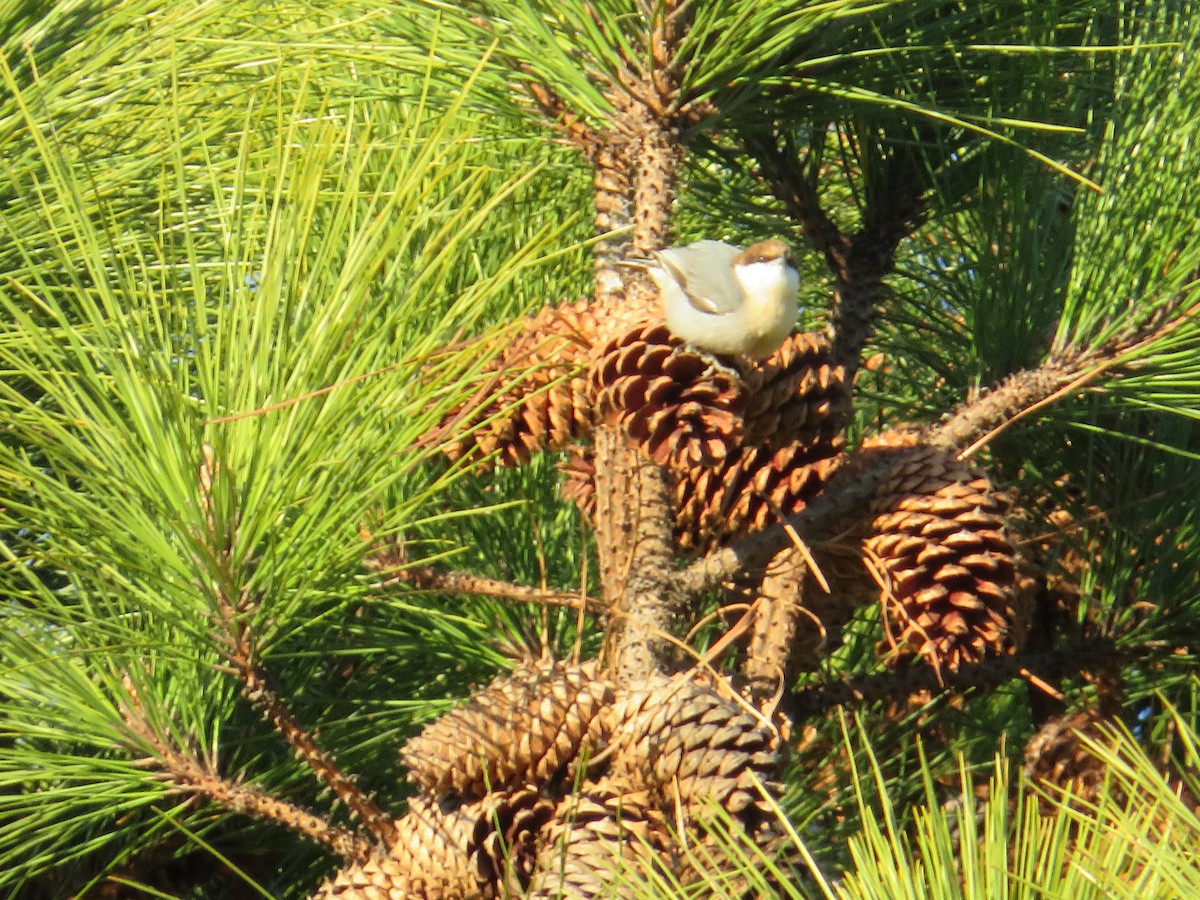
[654,241,744,315]
[615,256,654,270]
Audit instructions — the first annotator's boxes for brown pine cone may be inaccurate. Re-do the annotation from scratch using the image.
[386,795,483,899]
[741,331,853,449]
[673,441,844,552]
[468,787,556,896]
[606,673,782,820]
[1023,709,1112,810]
[591,322,748,468]
[528,781,667,899]
[557,447,596,522]
[866,442,1024,672]
[314,796,481,900]
[437,298,600,468]
[310,856,411,900]
[400,660,614,799]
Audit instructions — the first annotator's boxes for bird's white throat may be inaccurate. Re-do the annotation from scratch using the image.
[733,259,799,336]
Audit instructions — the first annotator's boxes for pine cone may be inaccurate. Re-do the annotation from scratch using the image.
[591,322,748,468]
[673,441,844,552]
[606,674,782,820]
[557,447,596,521]
[528,782,667,899]
[314,797,480,900]
[560,439,843,551]
[438,299,599,468]
[468,786,556,896]
[866,442,1023,672]
[1023,709,1111,809]
[310,856,411,900]
[742,331,853,449]
[400,660,614,799]
[386,795,483,899]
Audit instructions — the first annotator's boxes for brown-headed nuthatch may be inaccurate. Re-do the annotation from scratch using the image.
[625,238,799,359]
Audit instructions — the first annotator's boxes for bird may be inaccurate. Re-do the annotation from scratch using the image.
[623,238,800,360]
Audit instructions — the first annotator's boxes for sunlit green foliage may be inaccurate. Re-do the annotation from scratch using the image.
[1,0,1198,896]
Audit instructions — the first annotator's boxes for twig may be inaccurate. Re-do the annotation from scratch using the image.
[742,134,846,265]
[193,446,397,848]
[372,564,604,613]
[784,639,1145,721]
[930,358,1082,455]
[677,347,1102,596]
[957,299,1199,457]
[214,590,400,848]
[676,442,909,596]
[829,146,929,377]
[119,688,372,862]
[525,80,604,162]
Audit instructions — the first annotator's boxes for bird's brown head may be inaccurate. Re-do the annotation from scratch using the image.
[734,239,795,269]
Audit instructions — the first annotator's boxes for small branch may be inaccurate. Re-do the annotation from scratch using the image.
[525,81,605,161]
[214,592,400,848]
[935,357,1083,455]
[649,0,691,117]
[679,350,1095,596]
[830,144,929,377]
[372,564,604,613]
[677,442,911,596]
[746,130,929,376]
[744,132,846,266]
[743,547,809,705]
[783,638,1168,720]
[953,299,1199,457]
[120,692,372,861]
[193,447,395,846]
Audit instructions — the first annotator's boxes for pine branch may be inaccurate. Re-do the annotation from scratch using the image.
[931,357,1083,455]
[595,429,679,682]
[743,132,846,266]
[370,563,603,613]
[195,446,399,847]
[745,130,930,376]
[783,636,1192,721]
[525,80,605,162]
[360,458,605,619]
[566,1,691,686]
[678,350,1091,595]
[458,0,694,688]
[213,589,400,848]
[119,687,372,862]
[743,546,812,704]
[830,143,930,377]
[957,293,1200,457]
